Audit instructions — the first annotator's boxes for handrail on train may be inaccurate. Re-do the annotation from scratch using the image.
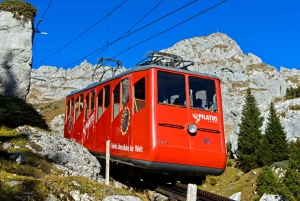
[136,51,194,70]
[92,58,124,83]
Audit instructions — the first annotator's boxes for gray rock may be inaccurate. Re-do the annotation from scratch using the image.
[259,193,282,201]
[103,195,143,201]
[229,192,241,201]
[17,126,101,181]
[45,194,59,201]
[2,142,12,149]
[50,114,65,136]
[0,11,33,99]
[9,153,26,165]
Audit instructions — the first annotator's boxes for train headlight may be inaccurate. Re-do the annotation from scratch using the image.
[188,123,197,134]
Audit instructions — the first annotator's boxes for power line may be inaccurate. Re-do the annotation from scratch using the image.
[64,0,197,68]
[112,0,228,59]
[33,0,127,67]
[35,0,53,34]
[48,0,228,98]
[89,0,164,61]
[41,0,53,20]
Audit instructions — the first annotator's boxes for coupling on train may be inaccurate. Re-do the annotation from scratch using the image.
[64,51,227,182]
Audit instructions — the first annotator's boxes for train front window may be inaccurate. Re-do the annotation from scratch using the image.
[157,71,186,107]
[188,76,217,112]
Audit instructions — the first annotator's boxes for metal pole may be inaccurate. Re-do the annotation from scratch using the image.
[187,183,197,201]
[105,140,110,185]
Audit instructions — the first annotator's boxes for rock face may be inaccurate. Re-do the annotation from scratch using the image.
[17,126,102,181]
[0,11,33,99]
[27,61,125,103]
[28,33,300,153]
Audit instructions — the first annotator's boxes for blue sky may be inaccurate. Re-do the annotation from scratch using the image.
[27,0,300,70]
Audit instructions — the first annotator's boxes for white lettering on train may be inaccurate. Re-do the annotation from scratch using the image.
[83,113,95,136]
[192,113,218,123]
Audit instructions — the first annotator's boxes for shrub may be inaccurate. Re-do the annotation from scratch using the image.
[0,95,49,130]
[0,0,36,22]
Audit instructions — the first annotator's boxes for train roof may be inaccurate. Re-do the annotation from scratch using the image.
[66,65,220,97]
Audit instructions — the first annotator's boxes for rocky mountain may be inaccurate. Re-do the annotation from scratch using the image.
[0,11,33,99]
[28,33,300,154]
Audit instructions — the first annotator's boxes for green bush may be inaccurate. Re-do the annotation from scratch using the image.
[0,0,36,22]
[0,95,49,130]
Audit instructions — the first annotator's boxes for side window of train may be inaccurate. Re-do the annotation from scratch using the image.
[69,97,74,117]
[157,71,186,107]
[113,83,120,119]
[104,85,110,112]
[122,78,129,108]
[91,90,95,110]
[79,94,83,114]
[85,93,89,119]
[134,77,145,113]
[188,76,217,112]
[97,89,103,119]
[75,97,79,120]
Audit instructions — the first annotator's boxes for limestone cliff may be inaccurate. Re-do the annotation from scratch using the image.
[0,10,34,99]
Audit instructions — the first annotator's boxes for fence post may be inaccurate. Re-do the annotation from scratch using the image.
[105,140,110,185]
[186,183,197,201]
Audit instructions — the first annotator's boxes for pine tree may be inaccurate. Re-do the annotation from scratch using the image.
[237,88,264,172]
[263,102,288,163]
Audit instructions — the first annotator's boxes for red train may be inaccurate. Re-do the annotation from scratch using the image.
[64,52,227,183]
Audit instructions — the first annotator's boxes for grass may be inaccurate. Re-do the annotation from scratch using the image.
[0,126,147,201]
[199,159,261,201]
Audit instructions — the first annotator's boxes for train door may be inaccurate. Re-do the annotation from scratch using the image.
[131,72,151,160]
[83,89,96,150]
[155,70,190,164]
[73,93,84,143]
[65,96,75,139]
[187,76,226,167]
[111,77,132,158]
[95,84,112,153]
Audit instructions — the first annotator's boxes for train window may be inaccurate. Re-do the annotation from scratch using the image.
[91,90,95,110]
[79,94,83,113]
[85,94,89,119]
[97,89,103,119]
[134,77,145,113]
[75,97,79,120]
[122,78,129,108]
[113,83,120,119]
[157,71,186,107]
[188,76,217,112]
[104,85,110,112]
[66,100,70,119]
[69,97,74,117]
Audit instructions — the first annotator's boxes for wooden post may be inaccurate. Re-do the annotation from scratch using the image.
[105,140,110,185]
[186,183,197,201]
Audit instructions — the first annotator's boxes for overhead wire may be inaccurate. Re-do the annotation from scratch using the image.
[35,0,53,33]
[64,0,197,68]
[33,0,128,67]
[112,0,228,59]
[50,0,227,97]
[88,0,164,62]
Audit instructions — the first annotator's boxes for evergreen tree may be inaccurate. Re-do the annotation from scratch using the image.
[258,135,273,166]
[263,102,288,163]
[236,88,263,172]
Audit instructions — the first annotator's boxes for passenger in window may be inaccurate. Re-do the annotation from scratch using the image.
[194,99,204,109]
[173,97,180,105]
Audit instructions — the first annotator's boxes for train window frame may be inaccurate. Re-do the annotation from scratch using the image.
[91,90,95,111]
[188,76,217,112]
[122,78,130,108]
[97,88,103,119]
[75,96,79,120]
[113,83,120,119]
[134,77,145,113]
[79,94,84,114]
[157,71,186,108]
[85,93,89,120]
[104,85,110,112]
[69,97,74,117]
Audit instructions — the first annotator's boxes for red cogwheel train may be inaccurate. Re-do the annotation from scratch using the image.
[64,52,227,182]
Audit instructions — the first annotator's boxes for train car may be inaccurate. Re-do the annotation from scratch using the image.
[64,51,227,183]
